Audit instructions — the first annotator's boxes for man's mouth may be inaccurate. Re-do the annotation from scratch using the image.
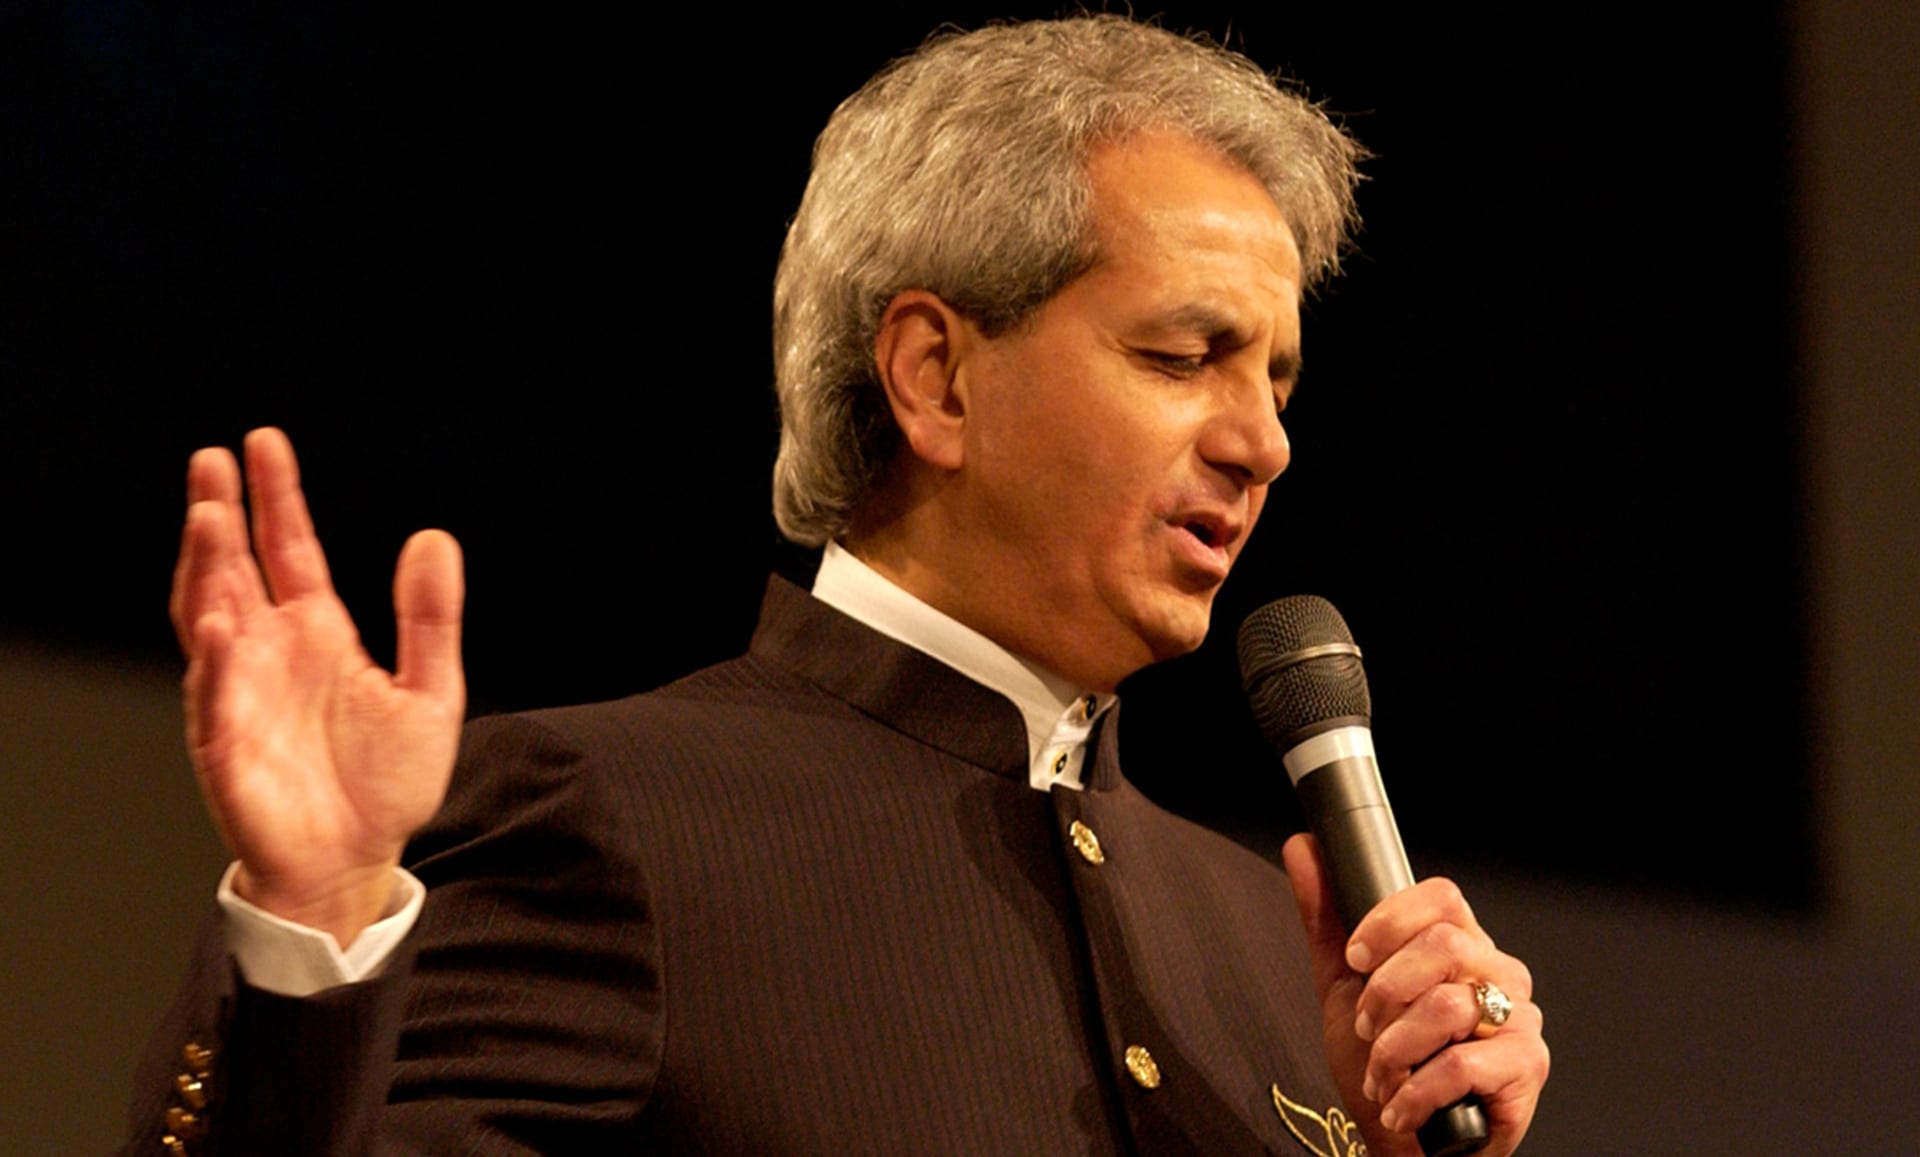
[1177,510,1238,550]
[1183,519,1220,547]
[1168,510,1240,580]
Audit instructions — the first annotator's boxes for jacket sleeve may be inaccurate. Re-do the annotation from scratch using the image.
[120,711,665,1155]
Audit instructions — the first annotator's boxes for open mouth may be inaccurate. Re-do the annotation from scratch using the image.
[1169,513,1236,579]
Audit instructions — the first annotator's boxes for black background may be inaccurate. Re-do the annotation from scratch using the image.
[1,5,1808,908]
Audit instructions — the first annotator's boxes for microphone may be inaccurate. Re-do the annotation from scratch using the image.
[1237,595,1489,1157]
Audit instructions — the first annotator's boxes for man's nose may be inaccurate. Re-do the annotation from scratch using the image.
[1201,376,1291,486]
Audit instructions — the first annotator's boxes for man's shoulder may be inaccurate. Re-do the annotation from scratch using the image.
[460,648,842,764]
[417,652,837,868]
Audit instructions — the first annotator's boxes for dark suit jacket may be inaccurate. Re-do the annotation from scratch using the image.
[127,578,1355,1155]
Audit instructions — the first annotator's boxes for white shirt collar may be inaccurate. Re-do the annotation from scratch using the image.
[811,541,1115,791]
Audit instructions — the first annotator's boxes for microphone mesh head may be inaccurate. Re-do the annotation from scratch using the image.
[1237,596,1371,750]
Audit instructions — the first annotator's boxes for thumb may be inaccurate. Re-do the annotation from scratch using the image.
[1282,832,1359,1001]
[394,528,466,709]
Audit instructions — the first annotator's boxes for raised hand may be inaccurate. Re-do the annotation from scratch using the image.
[1284,834,1549,1157]
[170,428,465,949]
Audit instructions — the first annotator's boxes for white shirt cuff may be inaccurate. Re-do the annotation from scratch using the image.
[217,862,425,997]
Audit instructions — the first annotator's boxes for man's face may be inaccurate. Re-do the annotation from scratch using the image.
[950,130,1303,690]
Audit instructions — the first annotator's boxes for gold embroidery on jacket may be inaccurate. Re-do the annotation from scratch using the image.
[1271,1085,1368,1157]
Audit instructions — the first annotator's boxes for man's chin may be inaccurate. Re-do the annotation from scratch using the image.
[1140,598,1217,665]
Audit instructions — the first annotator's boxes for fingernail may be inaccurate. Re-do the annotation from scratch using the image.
[1354,1011,1375,1041]
[1380,1105,1403,1131]
[1362,1074,1377,1102]
[1346,942,1372,972]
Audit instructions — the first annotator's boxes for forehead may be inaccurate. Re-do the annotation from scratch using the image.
[1078,130,1304,308]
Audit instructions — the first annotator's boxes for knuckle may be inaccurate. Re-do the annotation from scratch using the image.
[1368,1051,1409,1099]
[1426,876,1467,912]
[1368,974,1414,1012]
[1371,1017,1408,1056]
[1371,1025,1426,1079]
[1358,971,1396,1007]
[1418,1040,1470,1090]
[1509,958,1535,997]
[1435,984,1477,1026]
[1415,921,1470,960]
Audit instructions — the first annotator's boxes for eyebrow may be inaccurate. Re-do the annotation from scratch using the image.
[1157,304,1303,385]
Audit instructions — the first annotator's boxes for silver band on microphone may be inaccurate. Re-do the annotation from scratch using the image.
[1279,724,1376,785]
[1264,642,1363,672]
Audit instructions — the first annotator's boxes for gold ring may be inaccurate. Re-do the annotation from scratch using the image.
[1472,981,1512,1029]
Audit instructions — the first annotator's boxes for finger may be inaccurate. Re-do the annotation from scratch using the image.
[1377,1002,1548,1152]
[171,448,242,650]
[243,427,336,604]
[180,608,256,864]
[171,502,214,653]
[173,488,269,655]
[393,529,466,711]
[1354,922,1532,1042]
[1346,875,1484,975]
[182,607,236,769]
[189,443,243,507]
[1365,981,1502,1104]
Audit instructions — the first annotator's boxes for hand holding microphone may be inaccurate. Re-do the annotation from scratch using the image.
[1240,597,1547,1157]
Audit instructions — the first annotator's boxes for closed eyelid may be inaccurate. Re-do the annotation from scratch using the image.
[1267,342,1301,380]
[1145,307,1297,365]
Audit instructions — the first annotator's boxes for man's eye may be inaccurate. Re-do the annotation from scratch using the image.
[1147,351,1206,373]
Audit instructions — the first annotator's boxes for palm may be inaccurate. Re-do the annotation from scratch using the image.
[201,594,452,871]
[173,429,465,942]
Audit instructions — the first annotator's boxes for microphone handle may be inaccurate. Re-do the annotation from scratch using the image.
[1296,757,1491,1157]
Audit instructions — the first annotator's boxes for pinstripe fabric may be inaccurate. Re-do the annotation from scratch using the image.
[124,578,1345,1155]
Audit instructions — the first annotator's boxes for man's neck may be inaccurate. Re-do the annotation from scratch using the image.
[841,495,1135,693]
[810,542,1113,791]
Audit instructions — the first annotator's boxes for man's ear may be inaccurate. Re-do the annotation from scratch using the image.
[873,289,974,472]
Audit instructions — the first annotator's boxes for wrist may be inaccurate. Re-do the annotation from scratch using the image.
[231,859,402,950]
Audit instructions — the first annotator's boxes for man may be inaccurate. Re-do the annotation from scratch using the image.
[131,16,1546,1155]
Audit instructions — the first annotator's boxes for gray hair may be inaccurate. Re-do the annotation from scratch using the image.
[771,15,1364,546]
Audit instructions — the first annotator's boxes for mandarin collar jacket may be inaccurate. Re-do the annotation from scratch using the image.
[126,577,1353,1156]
